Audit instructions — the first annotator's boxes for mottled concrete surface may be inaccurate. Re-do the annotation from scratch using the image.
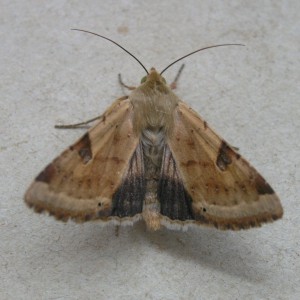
[1,1,299,299]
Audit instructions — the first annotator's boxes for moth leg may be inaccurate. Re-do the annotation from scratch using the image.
[226,141,239,152]
[118,73,136,91]
[55,115,103,129]
[55,95,129,129]
[170,64,185,90]
[115,225,120,237]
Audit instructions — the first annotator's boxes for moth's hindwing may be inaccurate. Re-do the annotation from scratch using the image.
[111,142,146,218]
[164,101,283,230]
[158,145,194,221]
[25,98,145,223]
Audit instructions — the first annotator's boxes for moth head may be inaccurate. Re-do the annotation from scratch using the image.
[140,68,167,84]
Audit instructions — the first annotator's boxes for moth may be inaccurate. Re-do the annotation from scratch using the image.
[25,30,283,231]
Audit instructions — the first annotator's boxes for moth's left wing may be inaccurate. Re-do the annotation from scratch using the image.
[159,101,283,230]
[25,98,145,223]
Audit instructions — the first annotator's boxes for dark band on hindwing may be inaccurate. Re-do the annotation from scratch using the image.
[111,143,146,217]
[158,145,195,220]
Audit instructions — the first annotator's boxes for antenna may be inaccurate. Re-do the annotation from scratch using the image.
[160,44,245,75]
[71,29,149,74]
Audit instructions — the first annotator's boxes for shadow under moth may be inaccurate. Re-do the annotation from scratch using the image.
[25,30,283,231]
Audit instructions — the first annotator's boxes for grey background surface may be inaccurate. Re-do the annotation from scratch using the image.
[1,1,299,299]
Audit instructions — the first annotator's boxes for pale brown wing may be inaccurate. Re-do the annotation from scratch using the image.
[164,101,283,230]
[25,98,146,223]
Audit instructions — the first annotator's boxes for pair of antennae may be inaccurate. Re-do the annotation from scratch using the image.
[71,29,245,75]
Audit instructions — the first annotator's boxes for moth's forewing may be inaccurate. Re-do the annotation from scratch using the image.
[25,98,144,223]
[165,101,283,229]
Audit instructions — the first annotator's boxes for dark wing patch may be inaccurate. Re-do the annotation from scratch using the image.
[112,143,146,217]
[158,145,194,220]
[70,132,93,164]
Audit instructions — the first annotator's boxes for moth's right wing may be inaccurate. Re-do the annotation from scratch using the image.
[159,101,283,230]
[25,98,146,223]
